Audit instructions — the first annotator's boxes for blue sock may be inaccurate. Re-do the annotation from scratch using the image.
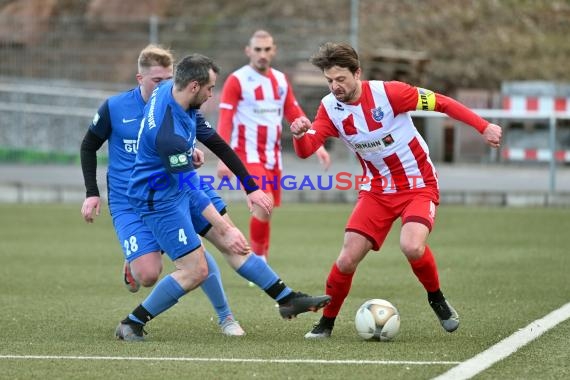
[131,274,186,322]
[237,254,292,301]
[200,250,232,324]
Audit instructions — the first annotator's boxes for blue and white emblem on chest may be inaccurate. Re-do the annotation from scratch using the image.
[371,106,384,122]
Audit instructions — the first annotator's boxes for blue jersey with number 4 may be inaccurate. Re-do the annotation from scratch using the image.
[127,80,212,208]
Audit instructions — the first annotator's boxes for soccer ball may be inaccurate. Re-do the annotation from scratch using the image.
[354,299,400,341]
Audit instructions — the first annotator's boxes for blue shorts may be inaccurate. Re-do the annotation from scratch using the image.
[113,211,161,262]
[134,193,202,261]
[117,187,227,262]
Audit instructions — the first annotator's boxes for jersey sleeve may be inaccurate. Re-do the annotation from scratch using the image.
[89,100,112,140]
[384,81,489,133]
[293,103,339,158]
[217,74,241,142]
[432,93,488,133]
[80,129,106,197]
[195,111,216,142]
[283,75,305,123]
[200,133,259,193]
[155,109,195,174]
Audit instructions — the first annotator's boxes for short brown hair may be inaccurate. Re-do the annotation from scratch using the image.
[138,44,174,72]
[310,42,360,74]
[248,29,274,45]
[174,53,220,90]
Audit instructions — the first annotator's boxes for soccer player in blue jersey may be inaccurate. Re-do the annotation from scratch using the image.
[80,45,249,336]
[81,47,330,341]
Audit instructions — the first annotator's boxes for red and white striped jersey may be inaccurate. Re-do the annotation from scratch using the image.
[218,65,304,170]
[293,80,489,194]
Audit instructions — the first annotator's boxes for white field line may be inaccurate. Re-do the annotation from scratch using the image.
[0,355,459,366]
[433,302,570,380]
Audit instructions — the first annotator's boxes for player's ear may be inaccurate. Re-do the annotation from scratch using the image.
[354,68,362,80]
[135,73,144,84]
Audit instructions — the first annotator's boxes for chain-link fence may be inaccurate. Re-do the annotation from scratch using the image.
[0,15,349,84]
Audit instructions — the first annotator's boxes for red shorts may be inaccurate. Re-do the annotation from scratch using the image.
[245,163,281,207]
[345,187,439,251]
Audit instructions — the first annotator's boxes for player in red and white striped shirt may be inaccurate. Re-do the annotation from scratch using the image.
[291,42,502,339]
[217,30,330,261]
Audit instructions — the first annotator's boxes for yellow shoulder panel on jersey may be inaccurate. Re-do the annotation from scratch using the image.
[416,88,436,111]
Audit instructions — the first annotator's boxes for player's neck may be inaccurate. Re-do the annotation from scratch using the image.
[139,86,151,103]
[172,87,190,110]
[251,64,271,76]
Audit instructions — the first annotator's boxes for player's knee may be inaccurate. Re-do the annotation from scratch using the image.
[137,266,162,287]
[336,255,358,274]
[197,262,209,280]
[179,264,209,285]
[400,241,425,260]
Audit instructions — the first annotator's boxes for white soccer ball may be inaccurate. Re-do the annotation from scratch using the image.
[354,299,400,341]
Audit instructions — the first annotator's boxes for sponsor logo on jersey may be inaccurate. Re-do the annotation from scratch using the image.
[381,134,394,146]
[92,112,100,126]
[352,133,395,153]
[253,107,281,115]
[168,153,188,168]
[204,121,212,129]
[371,106,384,122]
[353,139,386,153]
[123,139,138,153]
[334,103,344,111]
[278,86,285,98]
[122,117,137,123]
[147,88,158,129]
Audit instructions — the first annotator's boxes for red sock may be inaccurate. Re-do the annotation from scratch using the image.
[408,245,440,292]
[323,263,355,318]
[250,217,270,258]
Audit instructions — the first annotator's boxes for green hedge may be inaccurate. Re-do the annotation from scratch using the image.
[0,148,108,165]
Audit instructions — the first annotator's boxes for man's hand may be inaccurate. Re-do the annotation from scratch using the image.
[216,160,233,180]
[81,196,101,223]
[246,189,273,214]
[483,123,502,148]
[290,116,312,137]
[316,145,331,171]
[192,148,205,169]
[218,225,251,256]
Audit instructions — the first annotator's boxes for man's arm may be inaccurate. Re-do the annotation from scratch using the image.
[80,101,111,223]
[80,130,106,223]
[201,133,258,192]
[385,81,490,133]
[283,78,331,170]
[216,75,241,179]
[385,81,502,147]
[290,104,339,159]
[200,132,273,214]
[217,74,241,143]
[282,75,306,123]
[80,130,105,198]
